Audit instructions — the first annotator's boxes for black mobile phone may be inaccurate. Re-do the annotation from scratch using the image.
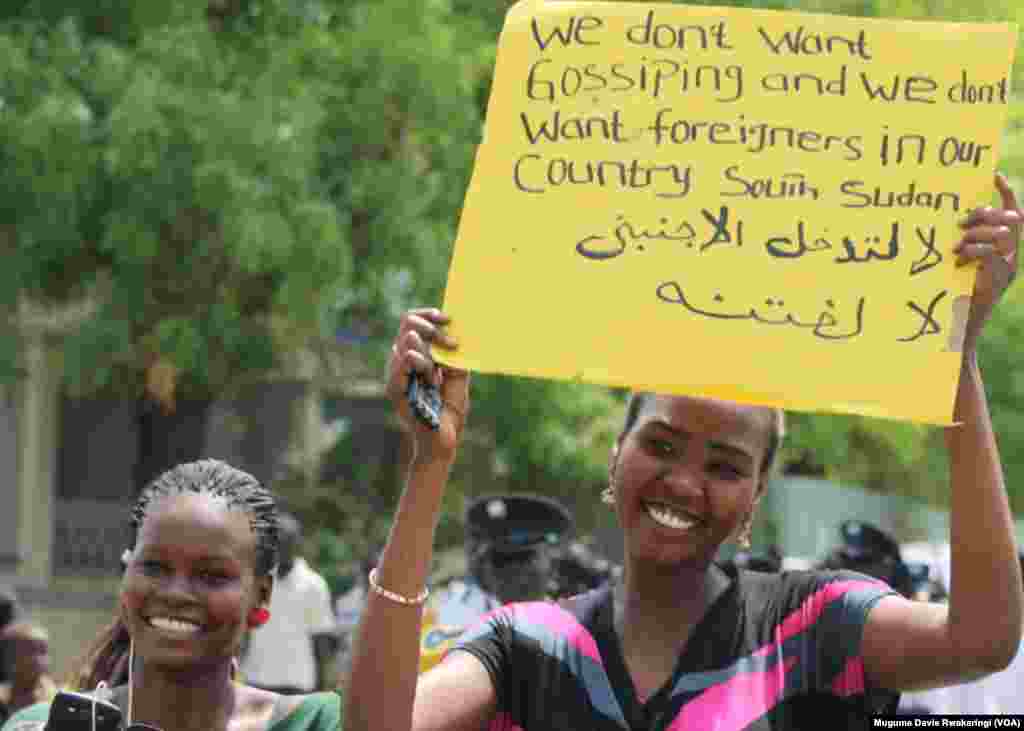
[45,690,122,731]
[406,371,443,431]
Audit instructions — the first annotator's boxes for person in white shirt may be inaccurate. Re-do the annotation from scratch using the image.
[240,512,337,694]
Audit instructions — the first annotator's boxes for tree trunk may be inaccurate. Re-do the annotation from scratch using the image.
[133,393,214,494]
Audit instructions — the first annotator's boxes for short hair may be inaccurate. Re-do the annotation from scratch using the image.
[620,392,786,475]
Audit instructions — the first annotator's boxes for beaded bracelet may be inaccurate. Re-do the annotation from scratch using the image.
[368,568,429,606]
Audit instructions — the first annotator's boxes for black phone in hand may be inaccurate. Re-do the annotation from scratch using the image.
[45,690,122,731]
[406,371,442,431]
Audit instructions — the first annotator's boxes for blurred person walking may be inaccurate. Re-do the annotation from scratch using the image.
[241,512,338,694]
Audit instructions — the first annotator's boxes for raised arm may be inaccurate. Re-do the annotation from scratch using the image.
[343,308,497,731]
[862,174,1024,691]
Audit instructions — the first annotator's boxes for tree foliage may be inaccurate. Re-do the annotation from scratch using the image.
[2,0,1021,553]
[0,2,354,405]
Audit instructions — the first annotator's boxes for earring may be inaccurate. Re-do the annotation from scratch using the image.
[601,486,615,506]
[248,607,271,628]
[736,517,753,551]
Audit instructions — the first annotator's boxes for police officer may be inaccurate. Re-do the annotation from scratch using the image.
[815,520,916,598]
[417,494,572,673]
[432,493,573,627]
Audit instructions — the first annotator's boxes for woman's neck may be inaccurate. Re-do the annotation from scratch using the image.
[113,661,237,731]
[615,560,730,653]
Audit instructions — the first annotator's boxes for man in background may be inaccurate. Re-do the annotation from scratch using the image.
[433,493,573,625]
[419,494,573,673]
[241,512,338,694]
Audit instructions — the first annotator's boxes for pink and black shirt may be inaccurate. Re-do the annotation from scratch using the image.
[451,565,899,731]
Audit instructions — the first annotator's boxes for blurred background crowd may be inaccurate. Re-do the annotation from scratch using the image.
[1,0,1023,721]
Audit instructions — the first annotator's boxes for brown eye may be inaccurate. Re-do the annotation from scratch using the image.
[198,571,233,587]
[709,462,745,480]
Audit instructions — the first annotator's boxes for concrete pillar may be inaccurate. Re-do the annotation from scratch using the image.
[14,336,61,587]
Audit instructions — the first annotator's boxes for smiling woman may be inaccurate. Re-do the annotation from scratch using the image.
[344,176,1024,731]
[0,460,342,731]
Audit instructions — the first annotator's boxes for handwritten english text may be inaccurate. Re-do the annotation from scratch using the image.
[514,154,693,197]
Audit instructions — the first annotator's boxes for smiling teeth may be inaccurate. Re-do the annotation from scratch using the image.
[645,503,696,531]
[149,617,201,634]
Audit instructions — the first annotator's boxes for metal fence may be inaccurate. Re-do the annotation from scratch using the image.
[53,499,132,576]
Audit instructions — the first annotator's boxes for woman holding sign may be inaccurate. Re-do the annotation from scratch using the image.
[344,174,1022,730]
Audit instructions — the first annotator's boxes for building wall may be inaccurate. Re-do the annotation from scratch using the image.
[10,379,324,674]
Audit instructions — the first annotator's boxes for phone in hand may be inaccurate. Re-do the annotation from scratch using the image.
[45,690,122,731]
[406,371,443,431]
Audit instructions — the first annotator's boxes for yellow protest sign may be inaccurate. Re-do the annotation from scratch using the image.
[437,0,1017,424]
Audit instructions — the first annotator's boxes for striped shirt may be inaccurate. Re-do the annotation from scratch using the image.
[452,564,898,731]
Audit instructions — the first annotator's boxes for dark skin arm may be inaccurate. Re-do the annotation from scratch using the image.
[862,174,1024,691]
[343,309,497,731]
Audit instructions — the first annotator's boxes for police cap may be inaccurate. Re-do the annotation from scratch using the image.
[465,494,572,555]
[839,520,902,562]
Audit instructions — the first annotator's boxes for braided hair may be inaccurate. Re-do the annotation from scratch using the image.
[130,459,279,576]
[69,459,279,690]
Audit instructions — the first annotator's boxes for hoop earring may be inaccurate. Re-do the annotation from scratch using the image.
[736,517,753,551]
